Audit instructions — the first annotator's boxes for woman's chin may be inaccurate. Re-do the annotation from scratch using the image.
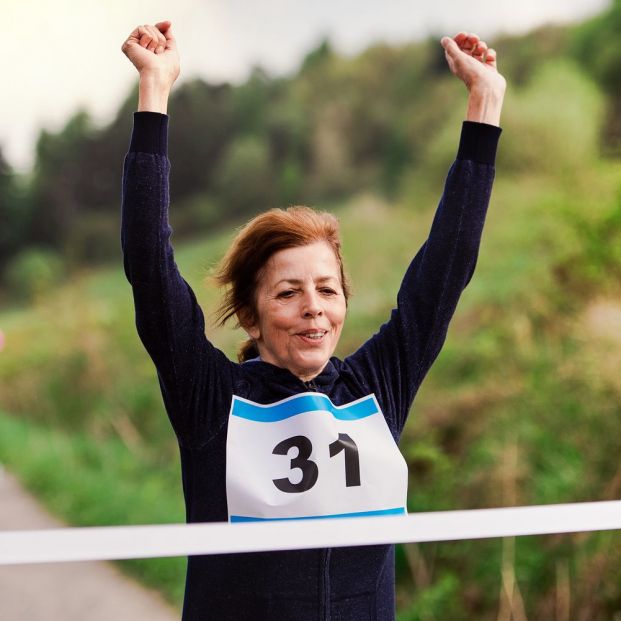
[259,344,335,380]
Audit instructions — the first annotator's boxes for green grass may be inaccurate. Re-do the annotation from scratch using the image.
[0,410,186,607]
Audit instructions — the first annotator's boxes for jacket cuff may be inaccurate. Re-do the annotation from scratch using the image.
[457,121,502,165]
[129,112,169,155]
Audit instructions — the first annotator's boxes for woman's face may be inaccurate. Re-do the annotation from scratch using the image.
[246,241,347,382]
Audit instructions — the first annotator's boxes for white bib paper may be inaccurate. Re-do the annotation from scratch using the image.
[226,392,408,522]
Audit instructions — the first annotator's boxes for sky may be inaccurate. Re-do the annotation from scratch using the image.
[4,0,611,172]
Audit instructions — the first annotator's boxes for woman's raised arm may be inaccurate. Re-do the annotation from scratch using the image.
[343,34,504,435]
[120,22,234,447]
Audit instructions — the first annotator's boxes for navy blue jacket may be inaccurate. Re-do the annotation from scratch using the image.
[121,112,500,620]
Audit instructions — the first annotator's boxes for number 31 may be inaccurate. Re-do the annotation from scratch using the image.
[272,434,361,493]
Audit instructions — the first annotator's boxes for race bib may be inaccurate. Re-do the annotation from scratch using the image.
[226,392,408,522]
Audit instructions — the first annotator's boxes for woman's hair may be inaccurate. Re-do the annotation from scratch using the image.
[213,206,350,362]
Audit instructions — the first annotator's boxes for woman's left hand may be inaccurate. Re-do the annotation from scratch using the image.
[441,32,506,126]
[441,33,505,94]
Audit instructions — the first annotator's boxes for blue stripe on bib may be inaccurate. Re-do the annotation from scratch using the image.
[230,506,406,522]
[231,393,379,422]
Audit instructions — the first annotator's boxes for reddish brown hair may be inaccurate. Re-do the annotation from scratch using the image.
[213,206,350,362]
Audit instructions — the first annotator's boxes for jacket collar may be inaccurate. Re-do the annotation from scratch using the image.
[241,357,339,391]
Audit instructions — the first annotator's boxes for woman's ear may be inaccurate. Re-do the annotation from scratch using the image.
[237,311,260,341]
[245,325,260,340]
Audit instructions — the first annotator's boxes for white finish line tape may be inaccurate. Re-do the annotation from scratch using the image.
[1,500,621,565]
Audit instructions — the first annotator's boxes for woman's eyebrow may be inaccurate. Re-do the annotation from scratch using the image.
[273,278,301,287]
[274,276,338,286]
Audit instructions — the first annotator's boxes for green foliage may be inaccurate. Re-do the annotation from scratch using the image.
[552,188,621,296]
[64,211,125,264]
[572,0,621,153]
[168,79,236,200]
[0,233,233,440]
[29,110,94,249]
[4,246,65,303]
[215,135,275,215]
[397,573,461,620]
[493,26,569,86]
[170,194,222,236]
[395,159,621,616]
[0,150,30,266]
[498,60,604,175]
[231,67,280,137]
[7,7,619,273]
[0,411,185,607]
[410,59,605,187]
[573,0,621,97]
[300,39,334,74]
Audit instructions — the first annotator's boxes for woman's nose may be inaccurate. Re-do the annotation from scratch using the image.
[302,291,323,317]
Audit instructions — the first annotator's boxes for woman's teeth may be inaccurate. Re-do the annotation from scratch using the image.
[301,332,325,340]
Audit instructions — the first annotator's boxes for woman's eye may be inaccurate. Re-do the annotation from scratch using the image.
[277,290,295,299]
[320,288,337,296]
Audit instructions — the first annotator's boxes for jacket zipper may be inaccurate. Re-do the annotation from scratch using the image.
[321,548,332,619]
[305,377,330,618]
[305,379,319,392]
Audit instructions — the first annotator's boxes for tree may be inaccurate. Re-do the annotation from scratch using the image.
[572,0,621,152]
[0,148,30,267]
[28,110,93,249]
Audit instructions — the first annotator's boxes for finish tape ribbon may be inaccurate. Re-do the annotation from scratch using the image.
[1,500,621,565]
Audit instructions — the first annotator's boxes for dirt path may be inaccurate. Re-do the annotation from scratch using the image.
[0,467,180,621]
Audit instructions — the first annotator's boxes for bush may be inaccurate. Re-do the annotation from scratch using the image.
[64,211,122,265]
[215,136,276,216]
[498,60,604,175]
[3,247,65,303]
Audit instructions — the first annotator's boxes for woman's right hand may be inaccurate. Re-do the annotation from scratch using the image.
[122,21,179,112]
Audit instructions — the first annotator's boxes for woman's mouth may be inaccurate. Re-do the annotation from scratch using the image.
[296,330,328,343]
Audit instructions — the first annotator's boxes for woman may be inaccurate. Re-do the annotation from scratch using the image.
[121,20,505,621]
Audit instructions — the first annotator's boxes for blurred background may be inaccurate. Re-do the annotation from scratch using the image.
[2,0,621,618]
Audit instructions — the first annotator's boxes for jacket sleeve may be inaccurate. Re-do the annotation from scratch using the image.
[121,112,234,448]
[342,121,501,436]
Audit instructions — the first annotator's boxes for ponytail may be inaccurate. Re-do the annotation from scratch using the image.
[238,338,259,363]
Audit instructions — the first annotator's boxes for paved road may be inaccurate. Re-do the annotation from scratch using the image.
[0,467,180,621]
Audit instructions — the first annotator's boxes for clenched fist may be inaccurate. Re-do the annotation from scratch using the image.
[441,32,506,95]
[122,21,180,113]
[441,32,506,126]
